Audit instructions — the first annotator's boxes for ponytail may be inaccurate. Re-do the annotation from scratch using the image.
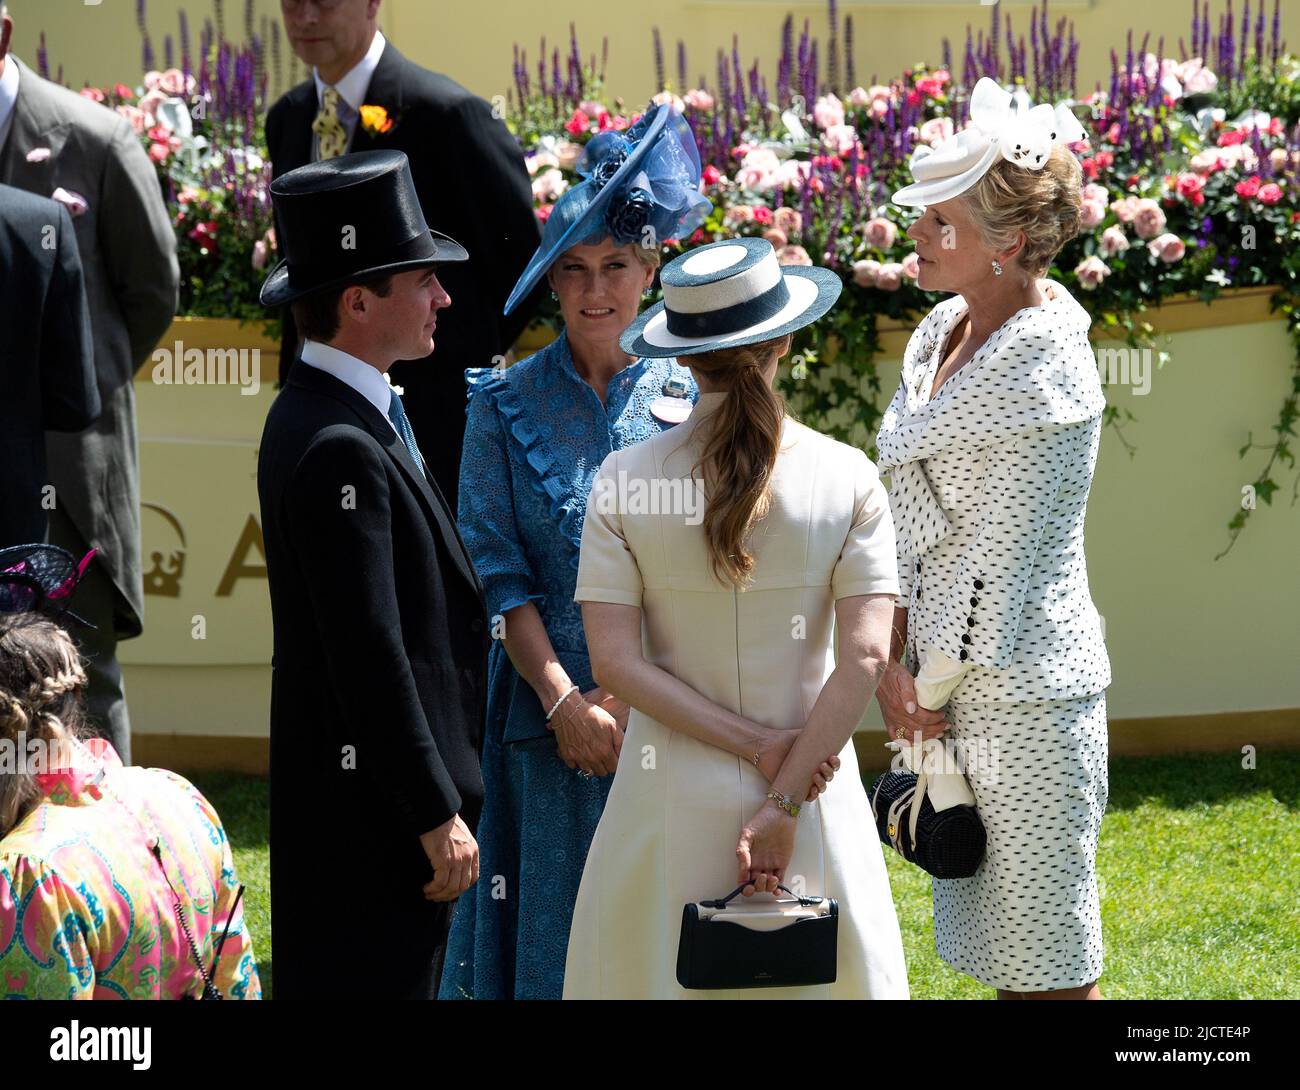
[690,335,789,588]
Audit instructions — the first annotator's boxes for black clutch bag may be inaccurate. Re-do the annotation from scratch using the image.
[868,764,986,878]
[676,882,838,990]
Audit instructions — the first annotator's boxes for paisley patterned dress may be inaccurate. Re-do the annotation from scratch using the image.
[0,738,260,999]
[438,328,697,1000]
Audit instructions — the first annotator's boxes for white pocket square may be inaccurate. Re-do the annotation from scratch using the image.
[50,187,89,217]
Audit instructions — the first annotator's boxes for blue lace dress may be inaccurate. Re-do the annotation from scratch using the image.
[438,328,698,1000]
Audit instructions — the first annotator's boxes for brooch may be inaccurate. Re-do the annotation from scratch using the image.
[650,374,692,424]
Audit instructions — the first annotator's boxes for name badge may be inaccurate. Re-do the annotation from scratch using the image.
[650,374,693,425]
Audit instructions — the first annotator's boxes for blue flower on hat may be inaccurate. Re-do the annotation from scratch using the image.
[607,187,655,244]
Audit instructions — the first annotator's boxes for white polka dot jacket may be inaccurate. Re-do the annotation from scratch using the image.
[874,279,1112,704]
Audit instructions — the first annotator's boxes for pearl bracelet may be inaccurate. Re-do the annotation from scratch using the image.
[545,684,580,724]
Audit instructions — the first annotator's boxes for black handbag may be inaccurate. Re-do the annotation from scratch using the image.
[676,882,838,990]
[868,760,986,878]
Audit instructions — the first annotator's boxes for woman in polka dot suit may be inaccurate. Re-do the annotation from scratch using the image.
[874,79,1111,1000]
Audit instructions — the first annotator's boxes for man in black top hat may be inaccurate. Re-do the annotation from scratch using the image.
[257,149,488,999]
[267,0,543,513]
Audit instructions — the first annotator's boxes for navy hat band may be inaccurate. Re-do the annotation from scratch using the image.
[664,278,791,338]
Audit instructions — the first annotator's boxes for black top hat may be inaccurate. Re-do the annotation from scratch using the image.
[259,150,469,308]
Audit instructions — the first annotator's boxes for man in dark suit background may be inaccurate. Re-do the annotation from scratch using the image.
[257,151,487,999]
[267,0,543,512]
[0,5,180,763]
[0,184,99,548]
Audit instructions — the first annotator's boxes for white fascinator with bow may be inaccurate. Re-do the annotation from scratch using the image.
[891,76,1088,207]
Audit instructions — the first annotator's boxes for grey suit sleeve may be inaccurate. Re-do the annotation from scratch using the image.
[99,120,180,373]
[41,203,100,431]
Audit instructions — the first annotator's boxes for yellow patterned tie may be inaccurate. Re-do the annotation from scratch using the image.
[312,86,348,161]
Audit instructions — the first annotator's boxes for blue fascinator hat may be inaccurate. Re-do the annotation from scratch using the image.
[503,102,713,316]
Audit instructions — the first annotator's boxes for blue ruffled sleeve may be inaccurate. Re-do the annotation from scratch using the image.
[459,368,545,619]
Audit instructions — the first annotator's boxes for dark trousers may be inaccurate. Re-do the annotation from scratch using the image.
[47,504,132,763]
[271,896,452,1000]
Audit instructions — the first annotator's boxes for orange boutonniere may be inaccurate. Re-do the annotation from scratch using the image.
[359,104,396,136]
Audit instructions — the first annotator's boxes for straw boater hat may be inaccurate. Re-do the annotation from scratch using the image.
[891,76,1087,208]
[620,237,842,358]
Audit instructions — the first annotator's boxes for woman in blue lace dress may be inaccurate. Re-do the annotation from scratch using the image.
[439,103,712,999]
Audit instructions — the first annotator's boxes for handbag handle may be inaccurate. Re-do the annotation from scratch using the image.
[700,882,824,910]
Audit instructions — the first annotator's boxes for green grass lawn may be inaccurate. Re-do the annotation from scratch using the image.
[192,750,1300,1000]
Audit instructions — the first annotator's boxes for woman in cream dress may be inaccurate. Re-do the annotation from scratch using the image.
[563,238,909,999]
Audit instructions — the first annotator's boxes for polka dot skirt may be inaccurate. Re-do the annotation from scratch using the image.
[932,692,1109,992]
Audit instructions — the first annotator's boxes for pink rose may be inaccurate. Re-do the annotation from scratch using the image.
[752,206,773,225]
[852,259,881,287]
[813,94,845,130]
[1074,254,1110,289]
[1082,183,1109,204]
[531,167,567,202]
[823,123,858,156]
[776,245,813,267]
[555,140,582,171]
[762,227,788,249]
[773,207,802,235]
[1177,58,1218,94]
[578,99,604,119]
[1147,233,1186,263]
[159,68,186,95]
[563,109,588,136]
[143,70,163,91]
[1235,175,1261,199]
[901,252,921,279]
[702,164,722,187]
[684,89,715,111]
[724,205,756,225]
[137,89,168,122]
[1099,225,1130,257]
[846,86,871,108]
[1190,149,1224,175]
[1176,172,1205,201]
[148,142,171,164]
[1269,148,1290,172]
[875,262,904,291]
[1079,198,1107,230]
[1258,182,1283,206]
[1133,198,1167,240]
[917,117,953,148]
[863,217,898,250]
[1110,195,1140,224]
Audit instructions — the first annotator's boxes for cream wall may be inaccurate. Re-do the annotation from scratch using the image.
[120,303,1300,753]
[14,1,1300,106]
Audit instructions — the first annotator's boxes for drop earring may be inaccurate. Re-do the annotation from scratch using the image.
[991,259,1003,276]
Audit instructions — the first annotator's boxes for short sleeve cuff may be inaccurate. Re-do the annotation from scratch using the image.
[831,576,901,601]
[483,575,541,620]
[574,585,643,608]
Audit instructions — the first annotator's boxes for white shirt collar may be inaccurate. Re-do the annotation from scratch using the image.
[313,28,386,113]
[0,56,22,153]
[298,339,399,435]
